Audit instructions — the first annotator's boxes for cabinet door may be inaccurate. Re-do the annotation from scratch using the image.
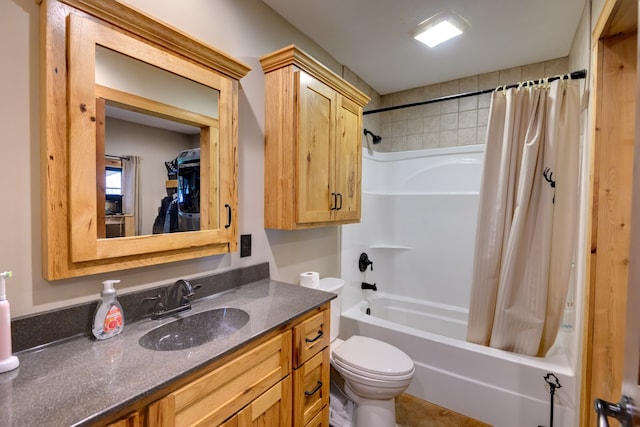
[219,416,238,427]
[333,95,362,222]
[293,348,330,426]
[296,71,336,224]
[305,405,329,427]
[146,332,291,427]
[237,376,292,426]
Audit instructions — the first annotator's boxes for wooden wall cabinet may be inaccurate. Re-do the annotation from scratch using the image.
[137,304,330,427]
[260,45,370,229]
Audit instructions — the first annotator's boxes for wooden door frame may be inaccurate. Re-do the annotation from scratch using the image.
[581,0,638,425]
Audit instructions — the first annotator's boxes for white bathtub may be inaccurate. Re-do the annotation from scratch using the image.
[339,292,576,427]
[340,145,580,427]
[364,293,468,340]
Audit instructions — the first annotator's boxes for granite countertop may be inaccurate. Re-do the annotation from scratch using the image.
[0,279,335,426]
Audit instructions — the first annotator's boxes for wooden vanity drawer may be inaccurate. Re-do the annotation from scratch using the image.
[237,375,292,425]
[293,309,330,368]
[305,405,329,427]
[293,348,330,426]
[147,331,291,427]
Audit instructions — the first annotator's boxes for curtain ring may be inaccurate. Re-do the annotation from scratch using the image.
[554,74,565,87]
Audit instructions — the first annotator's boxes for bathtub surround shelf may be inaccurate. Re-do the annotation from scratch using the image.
[260,45,370,229]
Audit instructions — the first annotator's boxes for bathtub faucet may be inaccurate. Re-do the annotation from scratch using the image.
[359,253,373,272]
[361,282,377,291]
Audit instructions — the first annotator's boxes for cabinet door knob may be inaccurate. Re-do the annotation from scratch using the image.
[330,193,337,210]
[337,193,343,210]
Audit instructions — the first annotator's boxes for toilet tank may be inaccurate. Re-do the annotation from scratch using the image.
[318,277,344,342]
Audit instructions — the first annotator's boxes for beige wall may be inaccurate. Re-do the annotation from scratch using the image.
[371,58,570,152]
[343,66,383,152]
[0,0,353,317]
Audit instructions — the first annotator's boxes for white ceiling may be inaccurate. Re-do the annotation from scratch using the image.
[262,0,587,95]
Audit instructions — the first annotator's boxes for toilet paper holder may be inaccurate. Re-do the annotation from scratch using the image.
[359,253,373,272]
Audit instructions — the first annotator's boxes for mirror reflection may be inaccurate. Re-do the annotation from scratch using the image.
[43,4,249,278]
[95,46,219,239]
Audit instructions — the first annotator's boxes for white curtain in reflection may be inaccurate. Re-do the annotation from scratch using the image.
[466,78,581,357]
[122,155,142,235]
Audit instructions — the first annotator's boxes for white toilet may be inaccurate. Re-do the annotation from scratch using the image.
[318,278,415,427]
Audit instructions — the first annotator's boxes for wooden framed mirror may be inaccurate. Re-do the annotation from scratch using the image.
[41,0,250,279]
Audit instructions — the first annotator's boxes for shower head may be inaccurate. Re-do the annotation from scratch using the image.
[364,129,382,144]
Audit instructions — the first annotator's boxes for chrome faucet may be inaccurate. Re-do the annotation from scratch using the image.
[142,279,199,320]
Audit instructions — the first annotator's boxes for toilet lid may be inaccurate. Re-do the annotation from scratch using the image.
[332,335,414,377]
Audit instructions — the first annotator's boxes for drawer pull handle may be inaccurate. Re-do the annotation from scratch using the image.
[304,380,323,396]
[305,330,323,343]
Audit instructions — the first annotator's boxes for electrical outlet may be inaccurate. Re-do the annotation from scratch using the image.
[240,234,251,257]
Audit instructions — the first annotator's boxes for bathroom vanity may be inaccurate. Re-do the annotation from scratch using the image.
[144,303,330,426]
[2,279,333,426]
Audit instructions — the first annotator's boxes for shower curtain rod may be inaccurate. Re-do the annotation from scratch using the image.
[363,69,587,115]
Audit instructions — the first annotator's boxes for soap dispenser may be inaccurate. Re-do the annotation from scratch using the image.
[0,271,19,373]
[92,280,124,340]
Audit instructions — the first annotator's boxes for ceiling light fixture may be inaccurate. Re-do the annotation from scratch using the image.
[412,11,469,48]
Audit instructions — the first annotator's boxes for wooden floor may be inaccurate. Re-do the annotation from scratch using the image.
[395,394,491,427]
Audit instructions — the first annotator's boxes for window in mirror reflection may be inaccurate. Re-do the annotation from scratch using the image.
[103,154,140,238]
[105,166,122,196]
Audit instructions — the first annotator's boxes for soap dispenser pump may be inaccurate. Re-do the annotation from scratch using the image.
[0,271,19,373]
[92,280,124,340]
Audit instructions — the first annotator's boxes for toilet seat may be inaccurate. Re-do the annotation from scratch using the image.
[331,335,414,379]
[332,358,415,382]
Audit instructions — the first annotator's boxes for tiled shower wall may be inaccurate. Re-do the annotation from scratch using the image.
[368,57,569,152]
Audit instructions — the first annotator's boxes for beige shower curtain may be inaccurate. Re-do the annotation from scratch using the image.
[466,78,580,357]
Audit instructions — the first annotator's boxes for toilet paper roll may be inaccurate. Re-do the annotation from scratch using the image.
[299,272,320,288]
